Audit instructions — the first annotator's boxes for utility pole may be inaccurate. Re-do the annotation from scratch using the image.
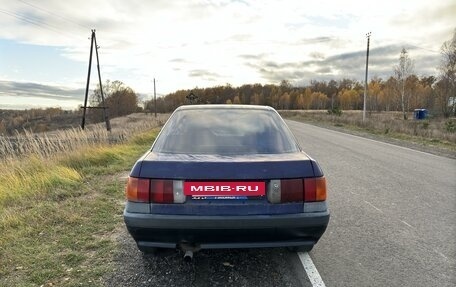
[81,30,95,130]
[94,31,111,131]
[153,78,157,118]
[81,29,111,131]
[363,32,371,122]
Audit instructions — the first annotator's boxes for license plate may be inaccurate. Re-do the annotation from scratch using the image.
[184,181,265,197]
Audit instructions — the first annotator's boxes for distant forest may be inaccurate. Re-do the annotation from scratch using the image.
[145,76,453,117]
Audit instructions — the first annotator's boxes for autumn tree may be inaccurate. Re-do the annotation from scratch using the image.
[90,80,139,120]
[383,77,399,111]
[406,75,421,109]
[394,48,414,119]
[252,93,262,105]
[310,92,328,109]
[302,88,312,109]
[368,78,384,112]
[105,87,138,117]
[339,89,359,110]
[436,29,456,117]
[279,92,291,109]
[327,80,339,110]
[418,76,436,110]
[295,93,305,109]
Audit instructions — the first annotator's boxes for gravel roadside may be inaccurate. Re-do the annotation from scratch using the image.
[104,228,309,287]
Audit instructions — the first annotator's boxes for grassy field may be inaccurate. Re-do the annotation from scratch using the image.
[0,114,164,287]
[280,110,456,155]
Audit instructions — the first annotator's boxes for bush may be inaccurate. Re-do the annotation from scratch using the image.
[445,120,455,133]
[327,106,342,116]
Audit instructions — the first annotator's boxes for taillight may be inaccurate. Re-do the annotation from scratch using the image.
[280,179,303,202]
[150,179,173,203]
[125,177,186,204]
[304,177,327,202]
[126,177,150,203]
[267,177,327,203]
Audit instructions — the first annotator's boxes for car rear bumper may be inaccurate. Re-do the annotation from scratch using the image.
[124,210,330,251]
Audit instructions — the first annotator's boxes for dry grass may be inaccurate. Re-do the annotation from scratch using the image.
[0,113,169,207]
[281,110,456,145]
[0,113,169,159]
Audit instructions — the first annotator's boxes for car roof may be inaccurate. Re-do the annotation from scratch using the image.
[175,104,275,111]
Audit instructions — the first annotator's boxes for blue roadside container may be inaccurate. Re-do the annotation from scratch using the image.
[414,109,428,120]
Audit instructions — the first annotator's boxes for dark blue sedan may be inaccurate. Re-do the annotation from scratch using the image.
[124,105,329,256]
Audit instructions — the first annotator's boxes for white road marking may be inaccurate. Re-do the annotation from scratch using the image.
[298,252,326,287]
[434,250,448,260]
[400,220,413,228]
[364,200,383,213]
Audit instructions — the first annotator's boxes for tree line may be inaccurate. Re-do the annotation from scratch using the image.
[145,30,455,118]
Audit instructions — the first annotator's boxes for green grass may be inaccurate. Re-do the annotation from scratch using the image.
[0,128,159,287]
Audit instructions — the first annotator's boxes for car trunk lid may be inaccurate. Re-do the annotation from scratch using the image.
[135,152,320,180]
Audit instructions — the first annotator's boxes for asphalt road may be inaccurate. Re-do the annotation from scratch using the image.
[107,120,455,286]
[286,120,456,287]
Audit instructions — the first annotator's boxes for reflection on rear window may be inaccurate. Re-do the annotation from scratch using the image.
[152,108,300,155]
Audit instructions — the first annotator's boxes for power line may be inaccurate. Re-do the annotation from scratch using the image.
[0,8,61,34]
[17,0,90,30]
[0,8,85,42]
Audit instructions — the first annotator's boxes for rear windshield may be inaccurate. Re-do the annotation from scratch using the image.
[152,108,300,155]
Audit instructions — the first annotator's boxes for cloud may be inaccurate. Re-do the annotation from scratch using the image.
[391,1,456,28]
[309,52,325,60]
[170,58,187,63]
[243,43,440,85]
[239,54,267,60]
[0,80,84,109]
[188,69,220,81]
[296,37,334,45]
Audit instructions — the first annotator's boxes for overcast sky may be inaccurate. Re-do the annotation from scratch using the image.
[0,0,454,109]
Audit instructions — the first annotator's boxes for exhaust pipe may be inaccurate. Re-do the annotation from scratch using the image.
[179,242,200,262]
[183,250,193,262]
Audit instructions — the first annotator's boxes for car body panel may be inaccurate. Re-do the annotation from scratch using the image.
[124,209,329,251]
[131,152,323,180]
